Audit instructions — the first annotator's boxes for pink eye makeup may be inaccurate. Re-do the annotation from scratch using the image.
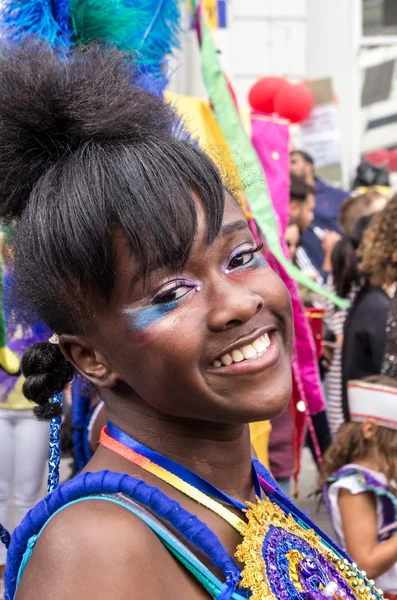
[122,243,266,332]
[224,243,266,274]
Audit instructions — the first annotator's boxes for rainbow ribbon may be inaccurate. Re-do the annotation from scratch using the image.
[100,427,245,533]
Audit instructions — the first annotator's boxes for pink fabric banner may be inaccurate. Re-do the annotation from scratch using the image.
[250,114,325,415]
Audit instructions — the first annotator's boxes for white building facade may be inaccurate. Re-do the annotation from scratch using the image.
[169,0,397,188]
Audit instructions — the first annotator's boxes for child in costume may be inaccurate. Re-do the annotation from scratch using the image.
[322,376,397,597]
[0,42,385,600]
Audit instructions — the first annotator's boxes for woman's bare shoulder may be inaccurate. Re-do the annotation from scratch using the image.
[15,498,205,599]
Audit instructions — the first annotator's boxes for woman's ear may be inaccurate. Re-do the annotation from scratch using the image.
[59,334,119,388]
[362,419,377,441]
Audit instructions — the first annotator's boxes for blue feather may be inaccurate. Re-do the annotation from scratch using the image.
[52,0,73,42]
[70,0,181,84]
[1,0,63,46]
[1,0,182,91]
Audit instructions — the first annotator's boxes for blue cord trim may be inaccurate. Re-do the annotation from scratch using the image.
[5,470,241,600]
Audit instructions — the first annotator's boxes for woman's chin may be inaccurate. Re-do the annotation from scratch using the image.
[225,388,292,424]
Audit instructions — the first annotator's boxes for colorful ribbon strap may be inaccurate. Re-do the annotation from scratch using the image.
[100,424,246,533]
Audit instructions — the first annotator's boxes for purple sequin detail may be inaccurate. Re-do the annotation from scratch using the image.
[263,526,357,599]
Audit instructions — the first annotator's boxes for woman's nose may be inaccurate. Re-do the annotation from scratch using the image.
[206,279,264,331]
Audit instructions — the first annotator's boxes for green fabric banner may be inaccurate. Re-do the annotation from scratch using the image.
[191,2,348,309]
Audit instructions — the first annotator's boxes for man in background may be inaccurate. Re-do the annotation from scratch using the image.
[289,175,320,281]
[290,150,345,275]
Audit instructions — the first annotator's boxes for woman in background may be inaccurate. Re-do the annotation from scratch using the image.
[324,215,373,435]
[342,195,397,421]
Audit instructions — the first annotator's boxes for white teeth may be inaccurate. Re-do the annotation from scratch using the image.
[263,332,271,349]
[231,349,244,362]
[242,344,257,359]
[253,339,266,353]
[221,354,233,366]
[212,333,273,368]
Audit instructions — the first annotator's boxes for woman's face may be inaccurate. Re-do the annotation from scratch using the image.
[81,195,293,424]
[285,223,300,261]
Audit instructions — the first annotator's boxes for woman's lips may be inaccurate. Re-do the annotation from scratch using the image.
[207,331,281,376]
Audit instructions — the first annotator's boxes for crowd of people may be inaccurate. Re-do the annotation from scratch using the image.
[0,41,396,600]
[265,148,397,594]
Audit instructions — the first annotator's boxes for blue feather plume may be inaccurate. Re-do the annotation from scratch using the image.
[52,0,73,41]
[1,0,64,46]
[0,0,181,88]
[70,0,181,84]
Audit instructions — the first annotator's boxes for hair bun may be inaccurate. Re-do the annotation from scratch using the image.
[0,40,176,222]
[22,342,74,420]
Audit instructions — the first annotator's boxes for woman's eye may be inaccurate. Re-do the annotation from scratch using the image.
[153,285,192,305]
[229,251,254,270]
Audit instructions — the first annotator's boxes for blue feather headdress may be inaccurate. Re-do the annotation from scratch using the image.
[0,0,182,89]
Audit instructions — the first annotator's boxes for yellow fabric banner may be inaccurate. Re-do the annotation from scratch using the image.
[165,90,270,467]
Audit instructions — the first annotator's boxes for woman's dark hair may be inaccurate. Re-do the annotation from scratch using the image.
[351,213,374,248]
[331,214,374,299]
[0,41,225,418]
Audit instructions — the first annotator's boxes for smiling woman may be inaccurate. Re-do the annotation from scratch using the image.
[0,40,383,600]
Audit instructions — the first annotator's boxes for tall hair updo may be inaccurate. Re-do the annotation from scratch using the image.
[0,40,225,419]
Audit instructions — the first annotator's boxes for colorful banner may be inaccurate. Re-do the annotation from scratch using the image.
[191,0,348,309]
[251,115,324,415]
[191,0,227,29]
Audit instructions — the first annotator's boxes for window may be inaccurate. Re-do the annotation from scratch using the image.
[363,0,397,37]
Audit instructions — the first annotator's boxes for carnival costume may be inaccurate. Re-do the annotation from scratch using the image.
[1,412,384,600]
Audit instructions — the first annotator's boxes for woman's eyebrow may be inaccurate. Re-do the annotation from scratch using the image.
[220,220,249,237]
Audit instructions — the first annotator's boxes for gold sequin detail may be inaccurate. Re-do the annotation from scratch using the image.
[234,497,383,600]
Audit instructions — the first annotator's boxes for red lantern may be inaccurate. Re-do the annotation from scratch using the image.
[274,82,314,124]
[389,148,397,172]
[364,149,390,168]
[248,76,288,115]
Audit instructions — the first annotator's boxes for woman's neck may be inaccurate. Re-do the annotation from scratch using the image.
[105,400,255,503]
